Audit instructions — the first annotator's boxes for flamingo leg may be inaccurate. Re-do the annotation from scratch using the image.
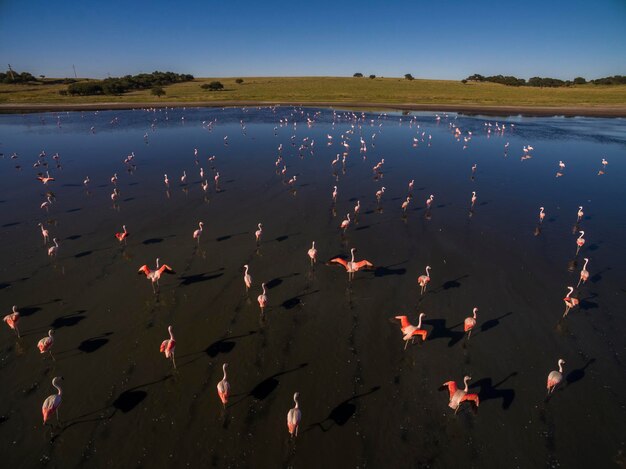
[172,353,177,370]
[56,408,60,423]
[295,425,298,437]
[404,339,409,350]
[467,330,472,340]
[50,351,55,361]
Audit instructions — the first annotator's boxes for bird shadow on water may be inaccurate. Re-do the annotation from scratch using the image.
[50,310,86,329]
[566,358,596,387]
[179,268,225,286]
[480,311,514,334]
[431,275,470,293]
[470,372,518,410]
[374,261,408,277]
[423,318,464,347]
[177,331,257,367]
[306,386,381,433]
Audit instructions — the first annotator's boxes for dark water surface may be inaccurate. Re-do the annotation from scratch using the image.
[0,107,625,468]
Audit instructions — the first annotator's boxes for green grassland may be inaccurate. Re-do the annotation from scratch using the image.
[1,76,625,108]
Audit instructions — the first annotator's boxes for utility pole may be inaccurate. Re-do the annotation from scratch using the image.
[7,64,15,80]
[72,64,77,79]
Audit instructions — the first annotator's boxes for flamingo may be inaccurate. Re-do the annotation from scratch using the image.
[329,248,373,281]
[3,305,20,337]
[37,329,55,360]
[287,392,302,437]
[471,191,477,207]
[38,223,49,243]
[193,222,204,243]
[418,266,431,294]
[115,225,129,243]
[547,359,565,394]
[577,258,590,287]
[559,160,565,169]
[160,325,176,369]
[255,223,263,243]
[471,163,477,174]
[200,168,205,179]
[395,313,427,349]
[257,283,268,313]
[42,376,63,424]
[307,242,317,266]
[408,179,414,192]
[243,264,252,291]
[214,172,220,189]
[110,173,118,184]
[83,176,90,186]
[601,158,608,166]
[217,363,230,407]
[340,214,351,232]
[111,188,120,201]
[539,207,545,223]
[164,174,170,187]
[332,185,338,203]
[464,308,478,339]
[376,187,386,202]
[180,171,187,184]
[40,196,53,210]
[576,231,585,255]
[426,194,434,209]
[48,238,59,257]
[563,286,579,317]
[443,376,479,413]
[201,180,209,192]
[354,200,361,215]
[577,206,584,222]
[138,258,175,292]
[401,197,411,212]
[37,171,55,184]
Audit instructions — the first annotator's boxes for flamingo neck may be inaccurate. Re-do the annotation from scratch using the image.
[567,288,573,298]
[262,284,266,295]
[53,381,62,396]
[463,377,470,392]
[222,364,228,380]
[558,362,563,373]
[417,315,423,329]
[583,259,588,269]
[169,328,174,341]
[578,232,584,239]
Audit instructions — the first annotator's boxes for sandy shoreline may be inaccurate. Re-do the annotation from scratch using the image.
[1,101,626,117]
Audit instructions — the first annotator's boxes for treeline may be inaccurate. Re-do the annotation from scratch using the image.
[1,70,37,83]
[464,74,626,87]
[66,71,194,96]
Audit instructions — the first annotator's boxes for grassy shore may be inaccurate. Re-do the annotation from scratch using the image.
[1,77,625,114]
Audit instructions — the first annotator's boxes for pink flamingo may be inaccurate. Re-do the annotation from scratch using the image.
[426,194,434,209]
[3,305,20,337]
[418,266,431,294]
[111,188,120,201]
[354,200,361,215]
[539,207,545,223]
[395,313,427,349]
[443,376,480,413]
[547,359,565,394]
[340,214,351,232]
[217,363,230,407]
[575,231,585,255]
[243,265,252,291]
[38,223,49,244]
[164,174,169,187]
[376,187,386,202]
[37,171,55,184]
[257,283,268,313]
[180,171,187,184]
[138,258,175,293]
[193,222,204,243]
[255,223,263,244]
[160,325,176,369]
[464,308,478,339]
[563,286,579,317]
[287,392,302,437]
[329,248,373,281]
[577,258,589,287]
[42,376,63,424]
[48,238,59,257]
[471,191,477,207]
[401,197,411,212]
[307,242,317,266]
[332,186,338,203]
[115,225,129,243]
[40,196,53,210]
[37,329,55,360]
[577,206,584,222]
[408,179,415,192]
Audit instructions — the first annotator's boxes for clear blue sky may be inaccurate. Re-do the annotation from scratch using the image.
[1,0,624,80]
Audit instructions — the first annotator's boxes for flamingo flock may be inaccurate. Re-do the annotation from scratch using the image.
[0,106,611,448]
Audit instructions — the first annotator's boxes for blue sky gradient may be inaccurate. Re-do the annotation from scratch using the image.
[1,0,624,79]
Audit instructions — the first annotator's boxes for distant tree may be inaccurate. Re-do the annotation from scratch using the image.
[573,76,586,85]
[235,78,244,84]
[369,74,376,79]
[353,72,363,77]
[461,79,468,84]
[39,75,46,80]
[466,74,485,81]
[201,81,224,91]
[151,86,166,97]
[67,81,104,96]
[404,73,414,80]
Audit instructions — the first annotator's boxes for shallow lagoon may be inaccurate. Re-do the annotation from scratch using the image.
[0,107,625,467]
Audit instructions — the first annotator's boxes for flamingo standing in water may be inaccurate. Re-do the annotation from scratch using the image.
[37,171,55,184]
[193,222,204,243]
[577,206,584,222]
[332,186,338,203]
[38,223,49,244]
[575,231,585,255]
[376,187,386,203]
[401,197,411,212]
[37,329,55,360]
[464,308,478,339]
[426,194,434,209]
[138,258,175,292]
[287,392,302,437]
[3,305,20,337]
[418,266,431,295]
[547,359,565,394]
[48,238,59,257]
[257,283,268,313]
[243,265,252,291]
[164,174,170,187]
[180,171,187,185]
[354,200,361,215]
[470,191,477,208]
[329,248,373,281]
[110,173,118,185]
[111,188,120,201]
[408,179,415,193]
[217,363,230,407]
[307,242,317,266]
[42,376,63,424]
[395,313,427,349]
[255,223,263,244]
[41,196,53,211]
[577,258,590,287]
[340,214,351,233]
[160,325,176,369]
[539,207,545,223]
[443,376,480,413]
[115,225,129,243]
[563,286,579,317]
